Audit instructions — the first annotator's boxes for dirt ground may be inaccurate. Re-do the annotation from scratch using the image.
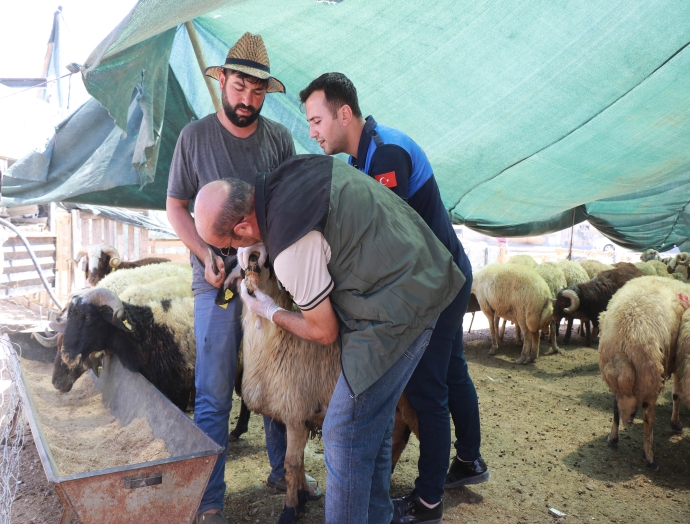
[9,325,690,523]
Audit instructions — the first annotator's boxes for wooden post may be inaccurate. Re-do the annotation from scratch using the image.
[81,215,90,247]
[185,21,222,113]
[139,229,149,258]
[117,222,124,256]
[128,226,135,261]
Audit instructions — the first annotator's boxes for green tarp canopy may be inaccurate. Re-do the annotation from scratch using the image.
[4,0,690,250]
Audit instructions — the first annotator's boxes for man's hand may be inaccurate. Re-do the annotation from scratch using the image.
[238,243,268,269]
[240,281,284,322]
[204,250,226,288]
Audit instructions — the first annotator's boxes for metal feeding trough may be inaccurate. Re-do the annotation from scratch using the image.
[15,348,223,524]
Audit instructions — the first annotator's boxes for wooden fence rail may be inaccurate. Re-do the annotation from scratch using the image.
[1,210,190,305]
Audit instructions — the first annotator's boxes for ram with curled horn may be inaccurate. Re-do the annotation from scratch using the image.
[551,263,644,347]
[58,286,196,411]
[68,244,172,287]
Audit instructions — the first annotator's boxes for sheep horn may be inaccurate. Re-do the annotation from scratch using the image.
[49,319,67,333]
[33,331,59,347]
[74,248,88,261]
[102,245,121,268]
[82,288,124,322]
[562,289,580,313]
[678,253,689,265]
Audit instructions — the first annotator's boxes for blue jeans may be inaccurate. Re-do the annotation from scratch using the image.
[194,290,288,513]
[265,415,287,479]
[194,290,242,513]
[405,270,480,504]
[323,320,436,524]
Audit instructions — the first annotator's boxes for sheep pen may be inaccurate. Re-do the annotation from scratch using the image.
[10,315,690,523]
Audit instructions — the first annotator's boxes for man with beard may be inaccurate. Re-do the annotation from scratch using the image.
[167,33,309,523]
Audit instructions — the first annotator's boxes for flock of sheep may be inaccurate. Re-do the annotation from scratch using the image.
[30,242,690,522]
[471,249,690,471]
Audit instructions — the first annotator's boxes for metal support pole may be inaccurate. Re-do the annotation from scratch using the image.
[185,21,222,113]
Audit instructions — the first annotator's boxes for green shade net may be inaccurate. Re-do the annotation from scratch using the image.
[4,0,690,250]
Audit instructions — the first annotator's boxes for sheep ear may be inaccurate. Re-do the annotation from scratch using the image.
[549,298,557,304]
[101,309,133,332]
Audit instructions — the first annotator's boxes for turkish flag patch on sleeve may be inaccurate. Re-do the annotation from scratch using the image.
[375,171,398,188]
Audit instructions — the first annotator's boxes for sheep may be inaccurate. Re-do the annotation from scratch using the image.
[579,259,614,279]
[633,260,672,278]
[640,248,661,262]
[534,262,568,353]
[498,254,539,341]
[599,277,690,470]
[553,260,592,341]
[671,300,690,432]
[551,263,643,346]
[57,288,195,412]
[506,254,538,269]
[72,244,170,286]
[237,254,417,523]
[667,253,689,282]
[471,264,553,364]
[34,262,192,351]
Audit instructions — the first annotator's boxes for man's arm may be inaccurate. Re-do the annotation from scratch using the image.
[166,196,224,288]
[273,298,339,345]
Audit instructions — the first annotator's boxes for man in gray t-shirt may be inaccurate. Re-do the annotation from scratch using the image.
[168,114,293,295]
[166,33,296,523]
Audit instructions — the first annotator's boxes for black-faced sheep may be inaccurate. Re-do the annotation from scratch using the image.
[599,277,690,470]
[552,263,644,347]
[472,264,552,364]
[57,288,195,412]
[39,262,193,394]
[73,244,170,286]
[237,254,417,523]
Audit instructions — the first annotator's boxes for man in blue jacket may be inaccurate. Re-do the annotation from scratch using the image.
[300,73,489,524]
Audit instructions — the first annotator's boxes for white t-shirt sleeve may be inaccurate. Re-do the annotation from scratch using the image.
[273,230,334,311]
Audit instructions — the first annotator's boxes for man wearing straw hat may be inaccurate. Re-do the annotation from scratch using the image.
[167,33,319,523]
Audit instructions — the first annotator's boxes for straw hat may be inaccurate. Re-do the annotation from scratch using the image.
[205,32,285,93]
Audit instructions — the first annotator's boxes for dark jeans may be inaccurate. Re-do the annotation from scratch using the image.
[404,271,481,504]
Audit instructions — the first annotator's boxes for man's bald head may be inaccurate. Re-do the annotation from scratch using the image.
[195,178,255,246]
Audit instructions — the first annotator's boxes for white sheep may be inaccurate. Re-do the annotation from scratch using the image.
[671,299,690,432]
[579,259,614,279]
[238,254,417,522]
[507,254,538,269]
[634,260,672,278]
[534,262,568,353]
[96,261,192,297]
[472,264,553,364]
[599,276,690,470]
[667,253,689,282]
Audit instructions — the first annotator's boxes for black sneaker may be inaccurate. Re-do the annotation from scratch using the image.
[444,455,490,488]
[391,489,443,524]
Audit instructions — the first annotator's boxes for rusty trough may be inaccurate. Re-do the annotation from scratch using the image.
[14,350,223,524]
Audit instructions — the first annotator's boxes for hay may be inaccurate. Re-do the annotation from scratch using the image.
[19,360,169,476]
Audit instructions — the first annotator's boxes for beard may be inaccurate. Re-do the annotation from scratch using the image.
[222,90,263,128]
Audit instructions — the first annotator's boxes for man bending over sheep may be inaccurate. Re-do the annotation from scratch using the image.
[300,72,488,524]
[194,155,465,524]
[166,33,309,523]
